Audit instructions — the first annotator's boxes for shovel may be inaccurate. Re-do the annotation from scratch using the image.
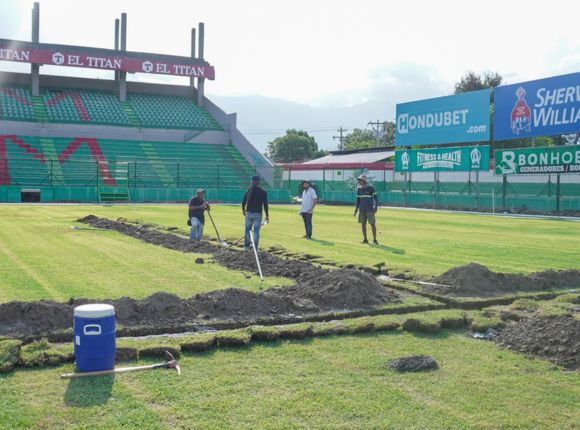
[61,351,180,379]
[206,211,228,247]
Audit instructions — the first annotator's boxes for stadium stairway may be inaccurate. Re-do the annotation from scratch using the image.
[121,101,142,127]
[31,95,48,123]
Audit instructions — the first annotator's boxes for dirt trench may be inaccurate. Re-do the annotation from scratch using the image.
[78,215,318,279]
[1,215,399,336]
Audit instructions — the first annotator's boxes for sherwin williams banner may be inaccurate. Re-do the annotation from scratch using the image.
[395,89,490,146]
[494,72,580,140]
[495,146,580,175]
[395,145,490,172]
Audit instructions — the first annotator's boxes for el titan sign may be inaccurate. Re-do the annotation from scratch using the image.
[0,40,215,80]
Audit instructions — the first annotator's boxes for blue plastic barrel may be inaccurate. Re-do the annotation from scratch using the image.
[73,304,116,372]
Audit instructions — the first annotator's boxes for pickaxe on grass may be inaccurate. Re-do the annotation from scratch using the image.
[60,351,180,379]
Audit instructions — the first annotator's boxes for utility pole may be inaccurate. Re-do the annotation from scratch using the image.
[368,120,385,146]
[333,127,348,150]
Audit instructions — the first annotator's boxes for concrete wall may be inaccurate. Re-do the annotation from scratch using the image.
[0,120,229,144]
[201,95,274,184]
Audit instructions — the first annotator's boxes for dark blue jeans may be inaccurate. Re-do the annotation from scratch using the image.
[301,212,313,238]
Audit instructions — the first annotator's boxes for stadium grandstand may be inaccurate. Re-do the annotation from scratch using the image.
[0,3,282,203]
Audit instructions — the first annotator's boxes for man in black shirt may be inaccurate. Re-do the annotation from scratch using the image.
[354,175,379,244]
[189,188,209,240]
[242,175,269,250]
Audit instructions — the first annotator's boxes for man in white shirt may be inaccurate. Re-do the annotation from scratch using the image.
[299,180,318,239]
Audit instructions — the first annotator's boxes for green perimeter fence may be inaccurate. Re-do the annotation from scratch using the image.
[2,159,580,213]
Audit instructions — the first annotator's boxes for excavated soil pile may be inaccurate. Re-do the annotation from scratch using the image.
[495,316,580,370]
[0,270,398,337]
[428,263,580,297]
[271,269,398,311]
[78,215,316,279]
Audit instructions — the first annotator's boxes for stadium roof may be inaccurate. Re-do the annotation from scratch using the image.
[303,147,394,165]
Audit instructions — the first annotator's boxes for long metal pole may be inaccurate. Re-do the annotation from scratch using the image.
[249,231,263,281]
[556,174,561,213]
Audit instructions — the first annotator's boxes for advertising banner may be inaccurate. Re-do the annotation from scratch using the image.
[495,145,580,175]
[395,145,490,172]
[493,72,580,140]
[0,44,215,79]
[395,89,490,146]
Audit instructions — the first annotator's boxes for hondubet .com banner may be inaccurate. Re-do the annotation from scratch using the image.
[395,89,490,146]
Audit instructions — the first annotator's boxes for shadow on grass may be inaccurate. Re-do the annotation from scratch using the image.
[372,243,406,254]
[308,238,335,246]
[64,374,114,407]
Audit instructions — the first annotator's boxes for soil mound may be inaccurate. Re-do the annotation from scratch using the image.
[429,263,580,297]
[495,316,580,370]
[0,301,71,335]
[0,277,399,337]
[77,215,317,279]
[272,269,398,311]
[388,355,438,372]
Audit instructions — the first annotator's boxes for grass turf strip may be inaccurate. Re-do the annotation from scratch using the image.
[1,328,578,430]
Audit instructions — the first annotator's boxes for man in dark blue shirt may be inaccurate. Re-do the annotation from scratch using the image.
[354,174,379,244]
[188,188,209,240]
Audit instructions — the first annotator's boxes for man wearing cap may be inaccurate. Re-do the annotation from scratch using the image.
[242,175,269,250]
[299,180,317,239]
[354,174,379,244]
[188,188,209,241]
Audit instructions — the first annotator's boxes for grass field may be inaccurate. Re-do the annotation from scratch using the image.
[0,204,579,429]
[1,203,579,303]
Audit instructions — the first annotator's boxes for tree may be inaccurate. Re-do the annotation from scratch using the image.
[342,121,397,150]
[265,129,324,163]
[454,71,503,94]
[343,129,376,150]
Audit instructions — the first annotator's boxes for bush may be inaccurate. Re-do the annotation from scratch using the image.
[0,339,22,373]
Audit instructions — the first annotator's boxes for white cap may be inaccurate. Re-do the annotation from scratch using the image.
[74,303,115,318]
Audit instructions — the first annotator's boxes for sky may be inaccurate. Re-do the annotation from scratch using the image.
[1,0,580,148]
